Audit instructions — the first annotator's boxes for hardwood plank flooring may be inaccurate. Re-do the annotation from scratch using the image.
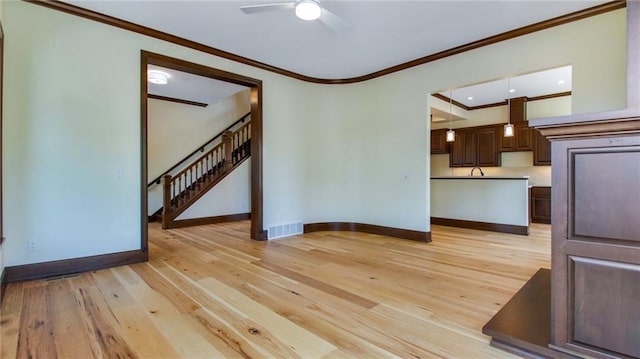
[1,221,551,358]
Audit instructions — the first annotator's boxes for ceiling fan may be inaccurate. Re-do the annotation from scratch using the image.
[240,0,350,33]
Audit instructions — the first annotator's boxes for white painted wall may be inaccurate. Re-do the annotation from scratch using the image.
[527,96,572,120]
[176,159,250,220]
[301,79,428,229]
[1,1,627,267]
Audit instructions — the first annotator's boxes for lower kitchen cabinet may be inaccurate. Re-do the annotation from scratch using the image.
[530,186,551,224]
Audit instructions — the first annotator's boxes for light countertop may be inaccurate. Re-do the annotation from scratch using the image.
[431,176,530,180]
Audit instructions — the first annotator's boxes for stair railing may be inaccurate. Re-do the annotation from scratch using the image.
[148,112,250,187]
[161,120,251,228]
[232,121,251,162]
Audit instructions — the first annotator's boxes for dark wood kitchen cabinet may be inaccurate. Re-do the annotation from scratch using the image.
[533,129,551,165]
[548,130,640,358]
[477,126,501,166]
[462,130,477,167]
[450,125,500,167]
[501,122,533,152]
[530,186,551,224]
[430,129,449,154]
[449,128,475,167]
[509,97,527,124]
[501,97,533,152]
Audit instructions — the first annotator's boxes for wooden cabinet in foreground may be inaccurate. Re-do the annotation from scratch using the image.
[485,4,640,357]
[551,133,640,358]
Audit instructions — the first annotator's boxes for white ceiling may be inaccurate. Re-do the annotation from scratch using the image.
[147,65,248,105]
[440,65,572,107]
[64,0,607,80]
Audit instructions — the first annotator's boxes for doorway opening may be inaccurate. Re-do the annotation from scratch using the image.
[140,51,265,255]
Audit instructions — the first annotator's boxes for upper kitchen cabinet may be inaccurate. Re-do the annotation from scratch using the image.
[430,128,449,154]
[501,97,534,151]
[431,65,571,168]
[477,126,501,166]
[501,122,533,151]
[449,128,470,167]
[533,129,551,165]
[450,125,500,167]
[509,97,527,124]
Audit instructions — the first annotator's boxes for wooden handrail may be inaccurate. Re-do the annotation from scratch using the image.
[161,121,252,227]
[148,112,250,187]
[171,142,224,186]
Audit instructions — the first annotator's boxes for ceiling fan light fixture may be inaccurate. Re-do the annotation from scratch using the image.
[295,0,321,21]
[147,70,170,85]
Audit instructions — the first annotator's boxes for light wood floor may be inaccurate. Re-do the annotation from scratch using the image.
[1,221,551,358]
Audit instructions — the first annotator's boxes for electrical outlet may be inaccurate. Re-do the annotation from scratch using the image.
[28,240,38,251]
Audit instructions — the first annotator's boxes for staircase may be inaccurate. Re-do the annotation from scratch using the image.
[156,120,251,229]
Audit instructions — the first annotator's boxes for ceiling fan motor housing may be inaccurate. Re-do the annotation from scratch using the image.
[295,0,322,21]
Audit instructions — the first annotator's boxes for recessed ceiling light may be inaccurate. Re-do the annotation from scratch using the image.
[558,80,566,84]
[509,89,516,93]
[467,96,474,100]
[295,0,322,21]
[148,70,171,85]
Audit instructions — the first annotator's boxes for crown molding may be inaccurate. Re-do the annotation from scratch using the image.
[25,0,625,84]
[434,91,572,112]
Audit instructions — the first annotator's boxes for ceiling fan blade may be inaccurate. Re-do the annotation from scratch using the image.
[240,3,295,14]
[319,8,352,34]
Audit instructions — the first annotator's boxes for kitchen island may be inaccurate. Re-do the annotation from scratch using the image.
[430,176,530,235]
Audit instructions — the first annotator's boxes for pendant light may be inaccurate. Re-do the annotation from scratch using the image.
[504,78,514,137]
[446,90,455,142]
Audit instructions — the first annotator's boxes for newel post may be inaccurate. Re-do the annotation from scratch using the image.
[161,174,172,229]
[222,130,233,171]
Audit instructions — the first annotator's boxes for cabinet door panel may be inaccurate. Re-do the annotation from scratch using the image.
[462,130,476,167]
[571,256,640,358]
[531,186,551,224]
[533,129,551,165]
[515,125,533,151]
[430,129,449,154]
[477,127,500,166]
[551,136,640,358]
[501,130,516,152]
[449,131,464,167]
[449,130,464,167]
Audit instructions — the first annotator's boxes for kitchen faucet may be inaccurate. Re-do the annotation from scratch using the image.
[470,166,485,176]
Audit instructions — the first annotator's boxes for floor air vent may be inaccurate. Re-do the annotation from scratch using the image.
[268,222,303,240]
